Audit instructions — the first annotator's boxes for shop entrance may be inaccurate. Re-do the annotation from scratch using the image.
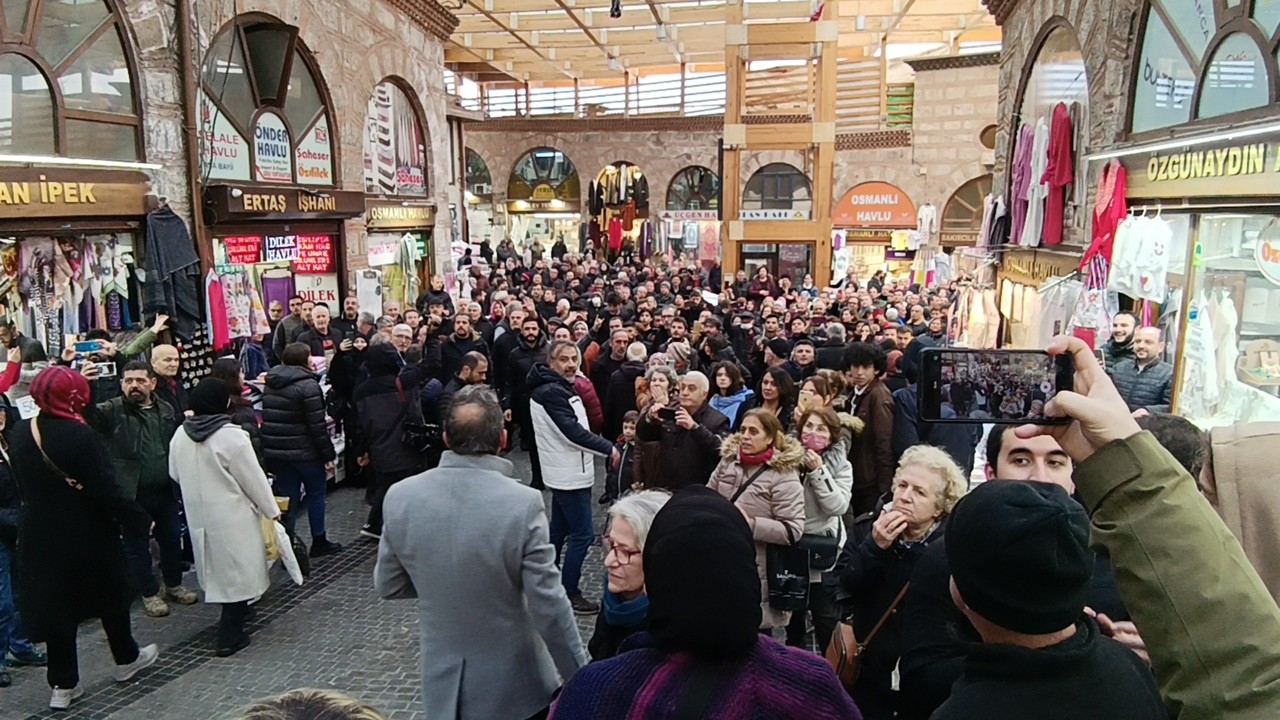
[741,243,813,284]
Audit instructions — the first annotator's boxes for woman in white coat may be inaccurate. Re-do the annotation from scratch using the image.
[168,379,281,657]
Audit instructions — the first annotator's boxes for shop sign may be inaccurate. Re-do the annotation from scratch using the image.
[367,233,401,266]
[886,249,916,261]
[222,235,263,265]
[295,235,334,274]
[0,168,149,218]
[531,184,556,201]
[366,202,434,230]
[296,274,340,305]
[941,231,980,246]
[253,112,293,183]
[663,210,719,221]
[264,234,299,262]
[843,228,894,241]
[741,209,810,220]
[295,115,334,186]
[779,245,808,263]
[205,185,365,222]
[833,182,917,227]
[200,94,250,182]
[1255,235,1280,286]
[1122,136,1280,199]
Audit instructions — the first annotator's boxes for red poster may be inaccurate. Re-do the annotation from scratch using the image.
[222,235,262,265]
[294,235,334,274]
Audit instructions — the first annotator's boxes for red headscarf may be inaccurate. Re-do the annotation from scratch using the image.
[29,366,90,424]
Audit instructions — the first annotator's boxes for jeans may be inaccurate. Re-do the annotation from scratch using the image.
[45,610,138,689]
[785,581,840,652]
[549,488,593,597]
[217,601,249,649]
[122,487,186,597]
[0,542,37,658]
[272,462,328,539]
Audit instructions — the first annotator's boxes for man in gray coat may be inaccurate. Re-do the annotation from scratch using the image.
[374,384,587,720]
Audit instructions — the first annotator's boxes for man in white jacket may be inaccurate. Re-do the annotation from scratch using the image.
[528,340,619,615]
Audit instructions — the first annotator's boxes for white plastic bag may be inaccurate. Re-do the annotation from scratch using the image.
[273,521,304,586]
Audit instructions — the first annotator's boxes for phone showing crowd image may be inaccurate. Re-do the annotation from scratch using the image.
[917,348,1073,425]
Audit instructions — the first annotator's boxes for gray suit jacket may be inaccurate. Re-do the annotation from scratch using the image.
[374,451,588,719]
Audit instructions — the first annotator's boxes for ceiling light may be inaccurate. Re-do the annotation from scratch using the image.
[609,57,619,71]
[656,24,667,40]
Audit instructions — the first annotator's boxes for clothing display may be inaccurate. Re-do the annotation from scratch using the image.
[1010,124,1035,246]
[1041,102,1075,247]
[1070,255,1117,350]
[1107,215,1172,303]
[1082,160,1128,268]
[1019,117,1051,248]
[143,206,202,340]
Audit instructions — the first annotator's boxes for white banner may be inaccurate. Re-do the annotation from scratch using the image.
[200,93,250,181]
[740,209,810,221]
[367,232,401,266]
[254,111,293,183]
[295,274,340,306]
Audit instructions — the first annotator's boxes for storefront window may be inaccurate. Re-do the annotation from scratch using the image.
[741,243,812,283]
[1179,212,1280,428]
[364,80,429,196]
[0,0,140,162]
[1132,0,1280,133]
[201,16,335,186]
[666,165,720,211]
[507,147,580,204]
[743,163,812,217]
[466,148,492,199]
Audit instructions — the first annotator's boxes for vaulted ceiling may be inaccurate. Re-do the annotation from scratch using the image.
[446,0,1000,84]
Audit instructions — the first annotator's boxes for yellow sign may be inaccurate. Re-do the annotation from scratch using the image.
[531,184,556,201]
[0,169,149,218]
[1124,138,1280,199]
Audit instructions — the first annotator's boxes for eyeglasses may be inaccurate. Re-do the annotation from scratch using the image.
[602,536,641,566]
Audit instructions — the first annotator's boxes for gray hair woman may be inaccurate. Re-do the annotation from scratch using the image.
[638,364,678,412]
[589,490,672,660]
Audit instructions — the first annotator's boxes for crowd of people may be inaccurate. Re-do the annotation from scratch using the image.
[0,248,1277,720]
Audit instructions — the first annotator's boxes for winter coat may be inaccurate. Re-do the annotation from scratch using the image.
[10,417,150,641]
[168,418,280,604]
[799,416,858,581]
[552,633,862,720]
[814,340,845,371]
[1073,431,1280,720]
[0,450,17,548]
[604,438,636,498]
[604,360,645,439]
[353,351,433,476]
[228,395,263,466]
[296,326,344,358]
[575,374,604,434]
[260,364,335,465]
[934,619,1167,720]
[634,402,730,491]
[892,384,982,479]
[1109,358,1173,413]
[707,434,806,629]
[832,502,946,718]
[735,393,795,433]
[529,363,614,490]
[1099,337,1134,369]
[83,394,178,499]
[709,387,754,428]
[1200,422,1280,604]
[502,335,548,413]
[415,287,455,315]
[439,332,490,384]
[849,380,896,515]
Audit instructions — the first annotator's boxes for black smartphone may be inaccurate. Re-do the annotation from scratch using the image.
[659,406,678,422]
[344,331,356,343]
[918,348,1073,424]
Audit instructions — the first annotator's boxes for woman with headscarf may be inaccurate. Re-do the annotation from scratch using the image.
[168,379,282,657]
[551,486,861,718]
[9,367,158,710]
[707,409,806,631]
[589,490,672,661]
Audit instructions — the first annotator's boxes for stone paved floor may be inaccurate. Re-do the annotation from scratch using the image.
[1,450,611,720]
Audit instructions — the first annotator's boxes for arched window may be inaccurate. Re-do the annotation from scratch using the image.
[743,162,811,212]
[667,166,720,211]
[1132,0,1280,134]
[466,148,492,201]
[943,175,993,233]
[508,147,579,204]
[364,79,428,196]
[0,0,142,162]
[200,15,335,185]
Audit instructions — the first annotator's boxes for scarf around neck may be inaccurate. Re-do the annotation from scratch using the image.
[602,587,650,628]
[739,446,775,467]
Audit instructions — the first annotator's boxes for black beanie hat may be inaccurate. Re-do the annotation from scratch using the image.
[947,481,1092,635]
[188,378,231,416]
[644,485,762,660]
[765,338,791,360]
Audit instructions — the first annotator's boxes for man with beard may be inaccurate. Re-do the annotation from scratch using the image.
[84,361,198,618]
[1099,312,1136,369]
[331,296,362,336]
[491,302,526,399]
[589,329,630,409]
[439,312,490,383]
[503,316,549,488]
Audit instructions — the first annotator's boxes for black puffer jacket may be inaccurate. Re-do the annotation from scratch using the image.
[353,345,431,476]
[260,364,334,465]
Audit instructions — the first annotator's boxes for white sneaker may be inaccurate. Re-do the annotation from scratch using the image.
[114,643,159,682]
[49,685,84,710]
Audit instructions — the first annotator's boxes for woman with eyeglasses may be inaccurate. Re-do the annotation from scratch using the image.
[589,490,672,661]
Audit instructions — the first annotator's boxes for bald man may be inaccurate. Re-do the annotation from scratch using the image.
[151,344,186,420]
[1109,326,1174,414]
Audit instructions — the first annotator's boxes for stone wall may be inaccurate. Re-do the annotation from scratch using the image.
[192,0,452,279]
[121,0,189,221]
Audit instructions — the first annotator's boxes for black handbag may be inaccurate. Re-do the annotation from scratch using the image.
[730,466,810,612]
[396,377,442,453]
[798,533,841,572]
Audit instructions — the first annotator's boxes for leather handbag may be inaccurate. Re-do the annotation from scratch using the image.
[729,466,810,612]
[798,532,841,572]
[825,583,910,689]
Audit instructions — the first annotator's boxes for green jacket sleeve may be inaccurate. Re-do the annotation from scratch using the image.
[1076,431,1280,720]
[117,329,157,360]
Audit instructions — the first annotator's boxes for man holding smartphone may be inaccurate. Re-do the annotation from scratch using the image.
[635,370,729,492]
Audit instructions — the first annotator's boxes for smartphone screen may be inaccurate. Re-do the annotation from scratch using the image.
[918,348,1073,424]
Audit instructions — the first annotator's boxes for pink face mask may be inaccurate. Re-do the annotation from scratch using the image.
[801,433,831,453]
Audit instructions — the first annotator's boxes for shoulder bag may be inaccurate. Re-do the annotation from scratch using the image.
[825,582,910,689]
[396,376,441,454]
[31,420,85,491]
[731,466,810,612]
